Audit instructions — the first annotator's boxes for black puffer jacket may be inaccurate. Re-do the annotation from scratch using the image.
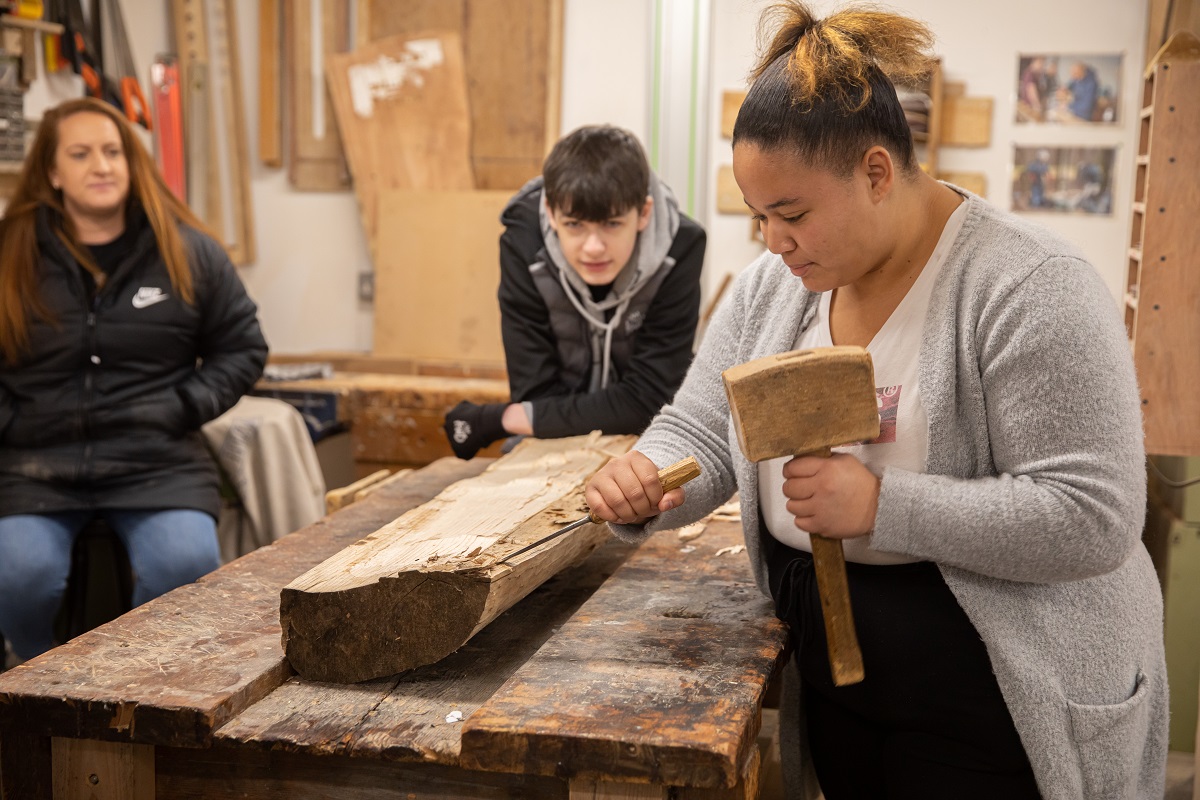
[0,207,268,519]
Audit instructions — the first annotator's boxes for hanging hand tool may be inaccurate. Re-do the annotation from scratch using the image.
[498,456,702,564]
[100,0,149,129]
[60,0,122,108]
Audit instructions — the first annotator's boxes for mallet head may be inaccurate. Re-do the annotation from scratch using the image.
[722,346,880,462]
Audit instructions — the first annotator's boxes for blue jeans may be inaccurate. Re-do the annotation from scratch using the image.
[0,509,220,660]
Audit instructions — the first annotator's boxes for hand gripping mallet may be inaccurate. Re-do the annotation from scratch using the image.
[722,346,880,686]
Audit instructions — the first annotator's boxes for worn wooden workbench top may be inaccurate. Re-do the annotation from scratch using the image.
[0,458,787,798]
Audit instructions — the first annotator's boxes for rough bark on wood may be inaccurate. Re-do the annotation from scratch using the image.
[280,434,634,683]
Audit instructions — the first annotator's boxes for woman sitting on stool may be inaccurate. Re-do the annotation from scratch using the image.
[0,98,268,661]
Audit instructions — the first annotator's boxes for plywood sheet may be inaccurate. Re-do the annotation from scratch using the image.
[326,32,475,260]
[721,90,746,139]
[373,190,509,364]
[356,0,562,191]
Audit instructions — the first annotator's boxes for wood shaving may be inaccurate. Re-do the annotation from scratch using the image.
[714,544,746,558]
[674,522,708,542]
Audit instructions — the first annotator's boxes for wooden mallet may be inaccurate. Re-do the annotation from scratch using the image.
[722,346,880,686]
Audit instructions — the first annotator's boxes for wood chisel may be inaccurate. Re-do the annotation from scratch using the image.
[498,456,702,564]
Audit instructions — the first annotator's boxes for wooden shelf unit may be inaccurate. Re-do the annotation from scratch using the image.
[1125,31,1200,457]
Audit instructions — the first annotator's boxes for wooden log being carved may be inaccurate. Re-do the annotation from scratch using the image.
[280,434,634,683]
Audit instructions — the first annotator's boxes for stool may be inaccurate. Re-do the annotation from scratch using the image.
[52,518,135,644]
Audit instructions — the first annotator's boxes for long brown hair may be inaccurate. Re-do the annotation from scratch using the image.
[733,2,935,176]
[0,97,210,364]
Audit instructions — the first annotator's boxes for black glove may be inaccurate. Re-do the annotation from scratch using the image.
[443,400,508,460]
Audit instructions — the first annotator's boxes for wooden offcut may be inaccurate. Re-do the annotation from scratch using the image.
[372,189,509,365]
[355,0,563,191]
[941,95,993,146]
[721,90,747,139]
[325,31,475,259]
[284,0,351,190]
[723,346,879,686]
[280,434,635,683]
[1127,32,1200,455]
[257,0,282,167]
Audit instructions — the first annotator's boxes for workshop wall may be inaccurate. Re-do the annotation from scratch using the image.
[20,0,1147,354]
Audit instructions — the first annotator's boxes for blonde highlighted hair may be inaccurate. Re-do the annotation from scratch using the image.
[0,98,210,364]
[734,1,936,176]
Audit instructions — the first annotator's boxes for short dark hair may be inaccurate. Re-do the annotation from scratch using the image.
[542,126,650,221]
[732,2,934,177]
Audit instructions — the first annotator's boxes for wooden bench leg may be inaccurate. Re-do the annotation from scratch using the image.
[1,733,52,799]
[51,739,154,800]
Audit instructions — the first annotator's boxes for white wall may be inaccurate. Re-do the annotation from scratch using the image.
[21,0,1146,354]
[706,0,1148,304]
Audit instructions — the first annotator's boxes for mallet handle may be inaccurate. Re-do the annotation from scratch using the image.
[804,446,865,686]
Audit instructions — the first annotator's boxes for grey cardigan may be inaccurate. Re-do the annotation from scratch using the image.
[615,191,1167,800]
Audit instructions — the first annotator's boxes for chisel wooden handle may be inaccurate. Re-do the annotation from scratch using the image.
[805,446,864,686]
[588,456,702,524]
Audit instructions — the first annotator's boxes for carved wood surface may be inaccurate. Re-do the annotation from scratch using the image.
[280,435,635,683]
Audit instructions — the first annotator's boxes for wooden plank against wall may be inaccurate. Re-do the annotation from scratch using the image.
[285,0,352,190]
[258,0,282,167]
[325,31,475,260]
[372,189,509,365]
[172,0,256,264]
[356,0,563,190]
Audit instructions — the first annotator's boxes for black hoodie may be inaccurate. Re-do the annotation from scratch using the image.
[498,176,706,438]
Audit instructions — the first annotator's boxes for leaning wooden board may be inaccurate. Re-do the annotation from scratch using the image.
[284,0,352,190]
[325,31,475,260]
[356,0,563,191]
[372,189,510,365]
[0,459,487,750]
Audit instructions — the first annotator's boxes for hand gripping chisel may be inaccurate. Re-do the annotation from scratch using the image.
[498,456,702,564]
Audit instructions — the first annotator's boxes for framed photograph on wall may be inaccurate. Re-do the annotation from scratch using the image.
[1011,145,1117,215]
[1015,53,1123,124]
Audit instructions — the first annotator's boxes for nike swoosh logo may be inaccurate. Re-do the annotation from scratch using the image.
[132,289,169,309]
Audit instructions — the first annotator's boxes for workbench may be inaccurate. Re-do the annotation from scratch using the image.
[254,369,511,474]
[0,458,788,799]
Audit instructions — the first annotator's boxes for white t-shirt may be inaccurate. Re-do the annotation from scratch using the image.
[758,202,968,564]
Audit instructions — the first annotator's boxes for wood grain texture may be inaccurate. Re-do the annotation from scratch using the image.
[1131,33,1200,455]
[459,519,788,789]
[255,371,511,466]
[325,31,475,259]
[940,95,993,147]
[372,190,509,364]
[720,90,746,139]
[52,738,154,800]
[257,0,282,167]
[285,0,352,190]
[172,0,256,264]
[357,0,562,191]
[281,435,635,683]
[0,459,487,749]
[217,538,633,764]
